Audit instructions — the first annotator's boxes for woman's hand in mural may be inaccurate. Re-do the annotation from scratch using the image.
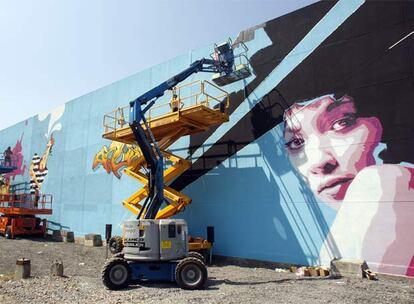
[345,164,413,204]
[334,164,414,275]
[356,164,414,275]
[284,94,414,276]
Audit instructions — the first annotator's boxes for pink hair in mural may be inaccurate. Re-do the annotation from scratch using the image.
[284,94,414,277]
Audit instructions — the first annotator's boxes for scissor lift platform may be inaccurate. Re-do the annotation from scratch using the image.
[103,85,229,146]
[0,194,52,239]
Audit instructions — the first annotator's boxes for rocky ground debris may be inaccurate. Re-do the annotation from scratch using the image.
[0,238,412,304]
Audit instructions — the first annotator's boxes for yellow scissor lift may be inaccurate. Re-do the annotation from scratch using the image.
[103,80,230,257]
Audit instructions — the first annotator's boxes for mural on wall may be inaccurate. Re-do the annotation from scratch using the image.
[38,105,65,140]
[27,104,65,195]
[5,133,27,180]
[168,0,414,276]
[277,1,414,277]
[283,94,385,210]
[25,105,65,195]
[0,176,9,195]
[0,133,27,194]
[92,142,141,178]
[80,0,414,277]
[284,94,414,276]
[29,135,55,195]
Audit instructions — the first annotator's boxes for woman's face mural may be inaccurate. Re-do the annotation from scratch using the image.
[284,95,383,208]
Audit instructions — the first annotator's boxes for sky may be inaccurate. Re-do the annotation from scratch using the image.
[0,0,318,130]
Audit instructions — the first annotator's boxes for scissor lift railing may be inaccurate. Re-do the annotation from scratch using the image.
[211,40,252,86]
[102,80,230,220]
[0,194,53,215]
[0,193,52,239]
[103,80,229,143]
[0,154,18,174]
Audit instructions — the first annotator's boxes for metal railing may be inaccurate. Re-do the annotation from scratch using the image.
[0,193,53,211]
[210,39,252,73]
[233,40,251,67]
[0,153,18,168]
[103,80,229,134]
[9,182,30,195]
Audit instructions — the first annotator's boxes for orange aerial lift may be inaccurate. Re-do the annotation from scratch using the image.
[0,155,52,239]
[0,193,52,239]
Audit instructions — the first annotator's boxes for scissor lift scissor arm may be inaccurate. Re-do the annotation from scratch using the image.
[103,80,231,221]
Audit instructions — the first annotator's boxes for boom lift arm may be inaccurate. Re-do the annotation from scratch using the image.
[128,42,239,220]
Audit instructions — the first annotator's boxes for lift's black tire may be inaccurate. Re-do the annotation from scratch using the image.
[5,227,13,239]
[188,251,206,264]
[108,236,124,254]
[199,249,211,264]
[175,257,207,290]
[101,258,131,290]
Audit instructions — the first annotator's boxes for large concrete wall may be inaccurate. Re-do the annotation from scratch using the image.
[1,0,413,277]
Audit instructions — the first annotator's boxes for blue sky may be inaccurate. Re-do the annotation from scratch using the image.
[0,0,318,130]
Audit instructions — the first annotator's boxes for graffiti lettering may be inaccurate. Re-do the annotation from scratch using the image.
[92,142,142,178]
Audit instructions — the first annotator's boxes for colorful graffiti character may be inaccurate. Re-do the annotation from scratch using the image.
[29,135,54,195]
[0,175,10,195]
[283,94,414,276]
[92,142,142,178]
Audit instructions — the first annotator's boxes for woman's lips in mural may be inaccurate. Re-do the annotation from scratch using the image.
[317,176,354,198]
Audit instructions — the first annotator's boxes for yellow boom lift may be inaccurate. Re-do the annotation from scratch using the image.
[101,41,251,271]
[100,41,252,290]
[103,80,233,258]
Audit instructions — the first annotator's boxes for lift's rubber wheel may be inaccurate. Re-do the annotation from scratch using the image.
[101,258,131,290]
[5,227,13,239]
[200,249,211,264]
[108,236,124,254]
[175,257,207,290]
[188,251,206,264]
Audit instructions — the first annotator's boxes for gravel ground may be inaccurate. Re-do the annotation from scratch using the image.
[0,237,413,304]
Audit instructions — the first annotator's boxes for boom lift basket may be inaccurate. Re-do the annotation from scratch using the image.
[212,41,252,86]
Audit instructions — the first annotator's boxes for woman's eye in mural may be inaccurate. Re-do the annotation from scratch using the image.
[285,137,305,151]
[330,114,356,132]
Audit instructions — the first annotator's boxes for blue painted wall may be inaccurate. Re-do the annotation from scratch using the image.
[2,0,414,277]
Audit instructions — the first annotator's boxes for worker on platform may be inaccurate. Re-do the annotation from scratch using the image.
[170,92,180,112]
[4,147,12,166]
